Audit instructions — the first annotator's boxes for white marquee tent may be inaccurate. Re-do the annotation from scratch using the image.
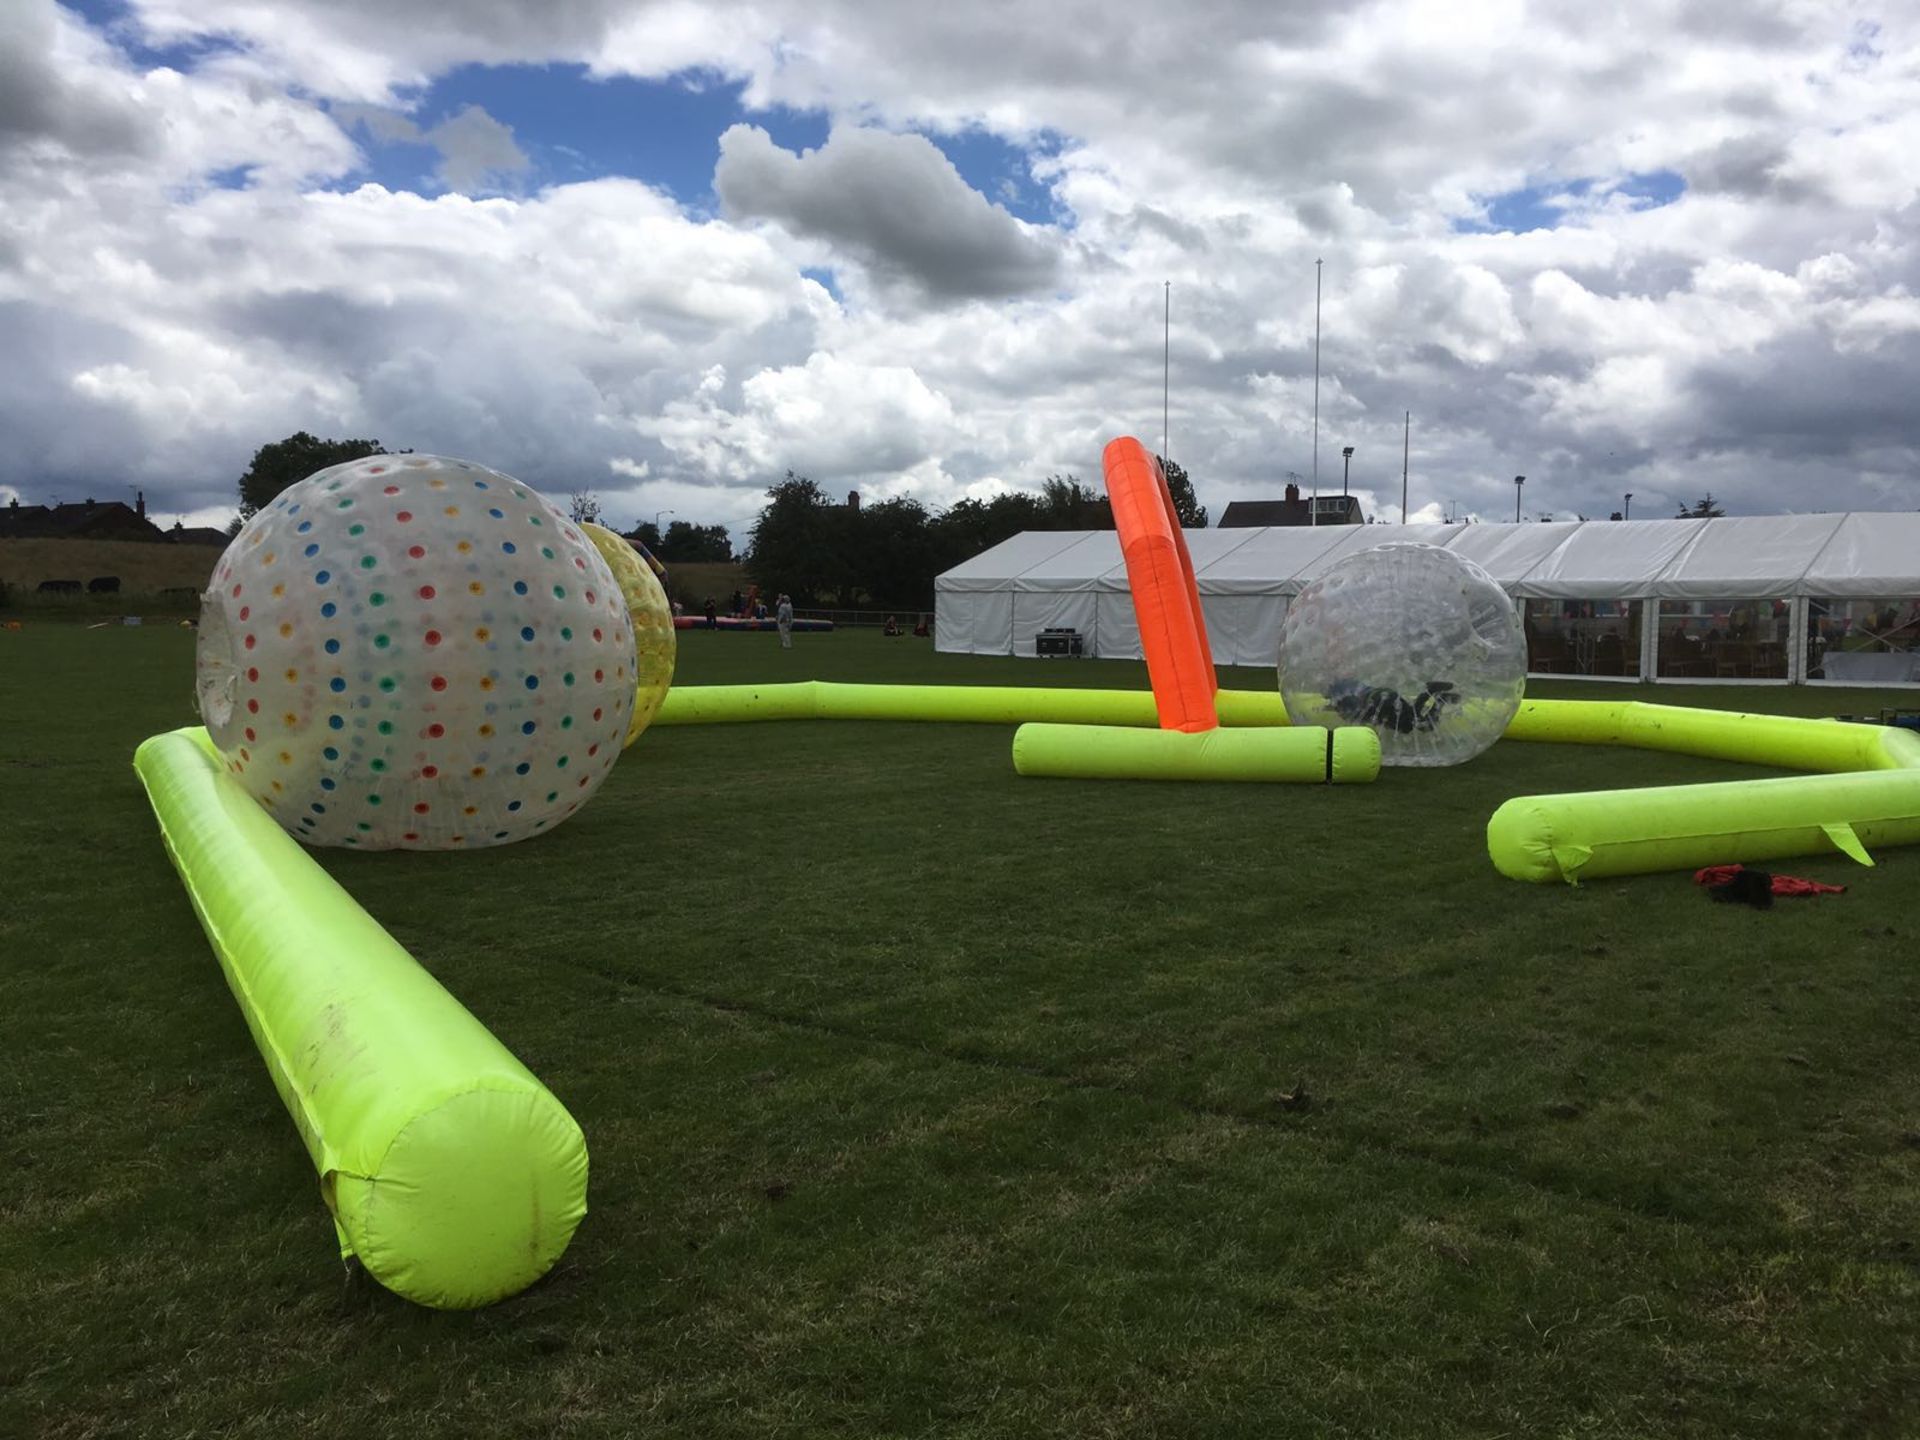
[934,513,1920,685]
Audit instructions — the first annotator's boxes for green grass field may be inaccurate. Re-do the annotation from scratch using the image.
[3,624,1918,1438]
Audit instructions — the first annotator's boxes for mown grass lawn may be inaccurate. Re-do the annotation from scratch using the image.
[3,622,1917,1438]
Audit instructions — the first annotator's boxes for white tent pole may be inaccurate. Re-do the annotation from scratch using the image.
[1786,513,1847,686]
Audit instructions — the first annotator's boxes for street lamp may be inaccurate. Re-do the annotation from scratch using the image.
[653,509,673,533]
[1341,445,1355,498]
[1624,492,1633,520]
[1513,475,1525,523]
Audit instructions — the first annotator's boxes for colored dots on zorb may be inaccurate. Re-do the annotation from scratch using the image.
[1278,542,1525,768]
[195,454,637,848]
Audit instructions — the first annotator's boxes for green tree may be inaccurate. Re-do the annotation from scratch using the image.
[1039,474,1113,529]
[237,432,387,518]
[746,472,851,604]
[853,497,939,608]
[746,467,1135,610]
[929,493,1048,577]
[1155,456,1207,527]
[626,520,662,551]
[1677,494,1727,518]
[660,520,733,562]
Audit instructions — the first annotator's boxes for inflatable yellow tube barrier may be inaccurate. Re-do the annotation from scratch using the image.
[1012,723,1380,783]
[1504,699,1920,773]
[655,683,1920,769]
[1492,702,1920,883]
[1489,768,1920,884]
[134,727,589,1309]
[654,683,1920,880]
[653,681,1293,728]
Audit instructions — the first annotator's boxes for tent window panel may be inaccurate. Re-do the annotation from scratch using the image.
[1656,598,1789,680]
[1807,597,1920,684]
[1524,599,1641,677]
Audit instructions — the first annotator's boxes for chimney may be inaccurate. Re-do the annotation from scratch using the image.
[136,490,146,519]
[1284,481,1300,503]
[847,490,860,510]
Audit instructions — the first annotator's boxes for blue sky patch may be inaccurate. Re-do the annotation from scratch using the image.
[70,0,1069,226]
[325,119,442,195]
[1461,169,1686,233]
[1615,169,1686,207]
[916,126,1065,225]
[331,64,831,203]
[800,267,844,302]
[65,0,249,71]
[343,63,1065,223]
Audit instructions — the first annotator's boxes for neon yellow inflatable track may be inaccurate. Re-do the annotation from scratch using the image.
[655,683,1920,882]
[1491,699,1920,883]
[1012,722,1379,783]
[135,728,589,1310]
[131,683,1919,1304]
[653,681,1294,728]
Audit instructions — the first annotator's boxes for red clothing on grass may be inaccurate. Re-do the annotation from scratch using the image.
[1693,865,1846,897]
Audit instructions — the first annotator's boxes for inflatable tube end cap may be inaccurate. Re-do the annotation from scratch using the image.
[333,1085,589,1310]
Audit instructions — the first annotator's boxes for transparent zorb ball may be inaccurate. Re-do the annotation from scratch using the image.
[1278,542,1525,767]
[196,454,637,848]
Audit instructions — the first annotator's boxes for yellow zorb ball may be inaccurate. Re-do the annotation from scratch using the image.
[581,523,676,746]
[195,455,638,849]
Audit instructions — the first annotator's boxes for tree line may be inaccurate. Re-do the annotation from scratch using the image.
[232,431,1736,611]
[233,433,734,562]
[742,459,1204,609]
[233,432,1206,608]
[620,517,733,562]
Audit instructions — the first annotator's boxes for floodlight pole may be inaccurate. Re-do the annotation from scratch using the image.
[1624,492,1633,520]
[1401,412,1410,522]
[1163,281,1170,470]
[1341,445,1354,497]
[1513,476,1525,523]
[1312,258,1322,526]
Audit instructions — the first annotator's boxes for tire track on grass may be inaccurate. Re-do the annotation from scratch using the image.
[521,946,1854,1257]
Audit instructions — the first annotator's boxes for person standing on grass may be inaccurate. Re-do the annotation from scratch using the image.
[777,592,794,649]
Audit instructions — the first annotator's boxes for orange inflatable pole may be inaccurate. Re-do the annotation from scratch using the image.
[1102,436,1218,733]
[1157,459,1219,697]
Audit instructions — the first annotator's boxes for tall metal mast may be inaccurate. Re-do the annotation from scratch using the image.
[1312,259,1322,526]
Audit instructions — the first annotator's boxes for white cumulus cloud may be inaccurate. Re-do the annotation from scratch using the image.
[1,0,1916,537]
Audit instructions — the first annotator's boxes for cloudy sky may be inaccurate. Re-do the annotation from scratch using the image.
[4,0,1916,539]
